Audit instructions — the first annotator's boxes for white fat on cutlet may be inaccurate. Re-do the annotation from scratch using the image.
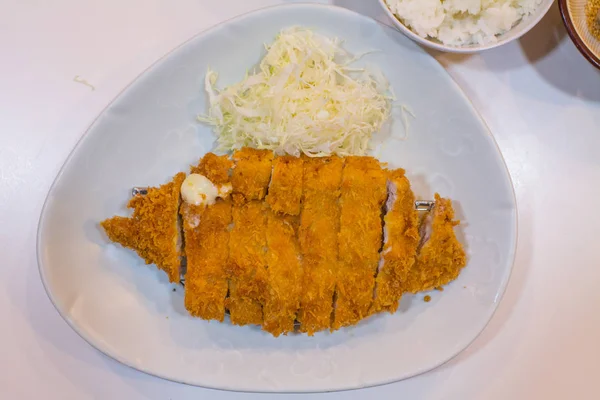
[181,173,231,206]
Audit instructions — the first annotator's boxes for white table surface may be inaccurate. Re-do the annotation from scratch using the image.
[1,0,599,398]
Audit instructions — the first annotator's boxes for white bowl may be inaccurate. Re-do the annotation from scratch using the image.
[378,0,555,53]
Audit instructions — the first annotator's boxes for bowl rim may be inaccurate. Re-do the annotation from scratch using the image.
[558,0,600,69]
[377,0,555,53]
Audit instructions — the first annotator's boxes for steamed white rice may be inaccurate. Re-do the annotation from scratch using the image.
[385,0,543,46]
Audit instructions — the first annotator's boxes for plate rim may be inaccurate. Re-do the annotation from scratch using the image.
[36,2,519,393]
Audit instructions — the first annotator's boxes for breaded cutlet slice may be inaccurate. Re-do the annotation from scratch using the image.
[224,148,273,325]
[370,169,420,314]
[101,172,186,283]
[332,157,387,330]
[225,201,268,326]
[190,152,233,184]
[182,153,233,321]
[266,156,304,216]
[231,148,274,205]
[405,194,467,293]
[297,156,344,335]
[262,212,303,336]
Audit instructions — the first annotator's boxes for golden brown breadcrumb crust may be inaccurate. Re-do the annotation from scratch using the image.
[100,173,185,283]
[405,193,467,293]
[333,157,387,329]
[297,156,344,335]
[182,202,231,321]
[262,155,304,335]
[231,148,274,205]
[191,152,233,185]
[262,212,303,336]
[183,153,232,321]
[102,148,469,336]
[266,156,304,216]
[226,201,268,325]
[370,169,420,314]
[225,148,273,325]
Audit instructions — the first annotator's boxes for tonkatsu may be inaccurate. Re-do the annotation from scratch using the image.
[101,148,467,336]
[333,157,387,329]
[181,153,233,321]
[297,156,344,335]
[226,148,272,326]
[370,169,420,314]
[101,172,185,283]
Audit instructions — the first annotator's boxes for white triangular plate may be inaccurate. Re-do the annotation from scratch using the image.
[38,3,517,392]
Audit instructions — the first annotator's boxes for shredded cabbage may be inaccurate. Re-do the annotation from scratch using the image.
[198,27,393,157]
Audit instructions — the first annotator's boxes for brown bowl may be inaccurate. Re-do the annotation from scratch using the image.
[559,0,600,69]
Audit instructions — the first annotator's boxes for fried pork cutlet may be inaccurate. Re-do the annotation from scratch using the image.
[190,152,232,183]
[370,169,420,314]
[332,157,387,330]
[182,153,233,321]
[297,156,344,335]
[263,212,303,336]
[262,155,304,336]
[101,147,471,336]
[225,201,268,326]
[225,149,273,326]
[101,173,186,283]
[231,148,274,205]
[405,194,467,293]
[266,156,304,216]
